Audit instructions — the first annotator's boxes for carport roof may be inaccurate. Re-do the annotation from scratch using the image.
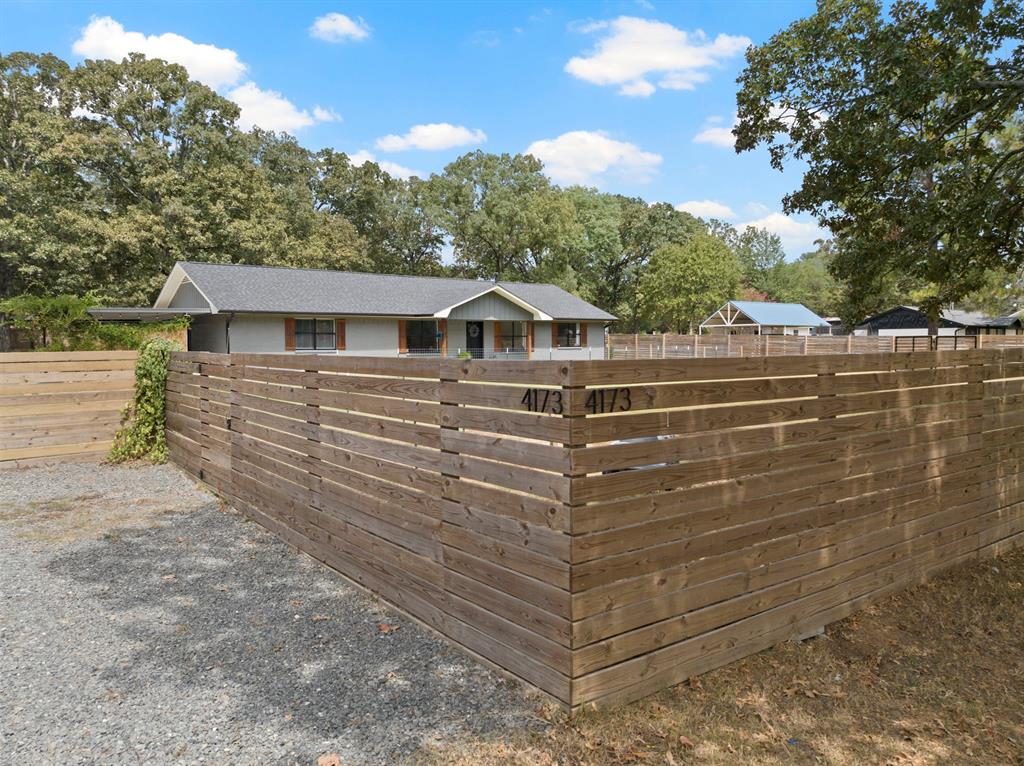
[725,300,828,327]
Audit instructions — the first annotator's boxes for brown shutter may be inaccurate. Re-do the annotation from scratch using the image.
[526,321,534,359]
[494,321,502,352]
[284,318,296,351]
[335,319,346,351]
[398,320,407,354]
[580,323,588,347]
[552,322,559,347]
[438,319,447,357]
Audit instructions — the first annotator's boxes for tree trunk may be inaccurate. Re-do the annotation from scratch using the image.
[924,299,940,351]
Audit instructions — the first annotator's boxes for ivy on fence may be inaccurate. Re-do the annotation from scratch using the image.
[108,338,179,463]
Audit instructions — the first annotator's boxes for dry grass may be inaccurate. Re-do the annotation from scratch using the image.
[0,493,184,543]
[421,548,1024,766]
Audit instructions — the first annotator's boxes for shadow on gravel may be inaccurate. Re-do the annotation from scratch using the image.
[46,504,536,763]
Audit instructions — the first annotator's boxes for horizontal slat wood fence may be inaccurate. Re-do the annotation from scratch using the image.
[607,332,1023,359]
[166,348,1024,708]
[1,351,136,468]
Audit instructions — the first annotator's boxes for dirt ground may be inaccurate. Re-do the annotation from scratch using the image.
[424,547,1024,766]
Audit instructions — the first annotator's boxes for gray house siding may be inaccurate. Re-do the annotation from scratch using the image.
[186,314,607,358]
[341,318,401,356]
[229,315,285,352]
[448,292,532,321]
[533,321,606,360]
[169,281,210,310]
[188,315,228,353]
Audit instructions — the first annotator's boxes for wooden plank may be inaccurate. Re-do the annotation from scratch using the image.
[0,439,112,461]
[0,350,137,364]
[0,358,137,373]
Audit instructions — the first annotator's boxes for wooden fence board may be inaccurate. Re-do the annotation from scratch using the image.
[0,350,136,466]
[163,348,1022,710]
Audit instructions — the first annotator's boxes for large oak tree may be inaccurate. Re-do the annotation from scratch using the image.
[735,0,1024,328]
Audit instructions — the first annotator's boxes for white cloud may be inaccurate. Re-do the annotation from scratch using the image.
[675,200,736,220]
[72,16,247,89]
[349,150,421,180]
[73,17,337,134]
[693,114,737,148]
[745,201,770,216]
[739,212,826,255]
[313,105,342,122]
[566,16,750,97]
[229,83,318,132]
[525,130,662,186]
[310,13,371,43]
[376,123,487,152]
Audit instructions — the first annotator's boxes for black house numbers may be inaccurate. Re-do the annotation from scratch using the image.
[520,387,632,414]
[521,388,564,414]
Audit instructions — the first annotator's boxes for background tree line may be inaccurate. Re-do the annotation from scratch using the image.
[0,51,842,333]
[5,4,1021,339]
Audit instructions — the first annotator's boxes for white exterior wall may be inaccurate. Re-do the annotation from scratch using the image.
[876,327,961,337]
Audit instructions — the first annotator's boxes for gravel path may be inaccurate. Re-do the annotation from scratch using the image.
[0,463,540,765]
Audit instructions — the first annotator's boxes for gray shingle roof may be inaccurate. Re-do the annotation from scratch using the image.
[169,262,616,321]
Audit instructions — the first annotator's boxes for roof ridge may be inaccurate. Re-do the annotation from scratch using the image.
[177,260,543,289]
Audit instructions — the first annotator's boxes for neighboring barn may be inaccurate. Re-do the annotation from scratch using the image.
[699,300,829,336]
[90,262,614,359]
[854,305,1024,337]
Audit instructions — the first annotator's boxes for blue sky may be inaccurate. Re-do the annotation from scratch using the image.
[2,0,826,257]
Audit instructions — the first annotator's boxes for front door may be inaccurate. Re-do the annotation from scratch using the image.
[466,321,484,358]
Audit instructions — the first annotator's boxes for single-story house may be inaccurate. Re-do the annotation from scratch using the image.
[699,300,829,336]
[853,305,1024,337]
[90,261,615,359]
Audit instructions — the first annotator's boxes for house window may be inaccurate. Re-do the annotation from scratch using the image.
[295,318,336,351]
[556,322,581,348]
[500,321,527,352]
[406,320,439,353]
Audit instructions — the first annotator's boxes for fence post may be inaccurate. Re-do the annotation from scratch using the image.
[303,359,325,517]
[662,333,667,359]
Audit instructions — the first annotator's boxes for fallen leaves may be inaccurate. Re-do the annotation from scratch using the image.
[316,755,343,766]
[378,622,398,635]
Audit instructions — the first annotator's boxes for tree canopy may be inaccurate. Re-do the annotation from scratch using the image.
[735,0,1024,326]
[3,49,866,331]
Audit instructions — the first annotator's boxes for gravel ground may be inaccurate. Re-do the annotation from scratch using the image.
[0,462,541,765]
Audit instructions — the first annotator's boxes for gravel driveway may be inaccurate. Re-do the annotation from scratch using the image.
[0,463,541,765]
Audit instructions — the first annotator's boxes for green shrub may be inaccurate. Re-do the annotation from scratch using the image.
[1,293,188,350]
[108,337,180,463]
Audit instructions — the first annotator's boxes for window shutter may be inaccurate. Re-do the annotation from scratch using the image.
[438,319,447,356]
[494,321,502,351]
[335,319,346,351]
[552,322,559,347]
[284,318,296,351]
[526,321,534,359]
[398,320,407,354]
[580,323,588,346]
